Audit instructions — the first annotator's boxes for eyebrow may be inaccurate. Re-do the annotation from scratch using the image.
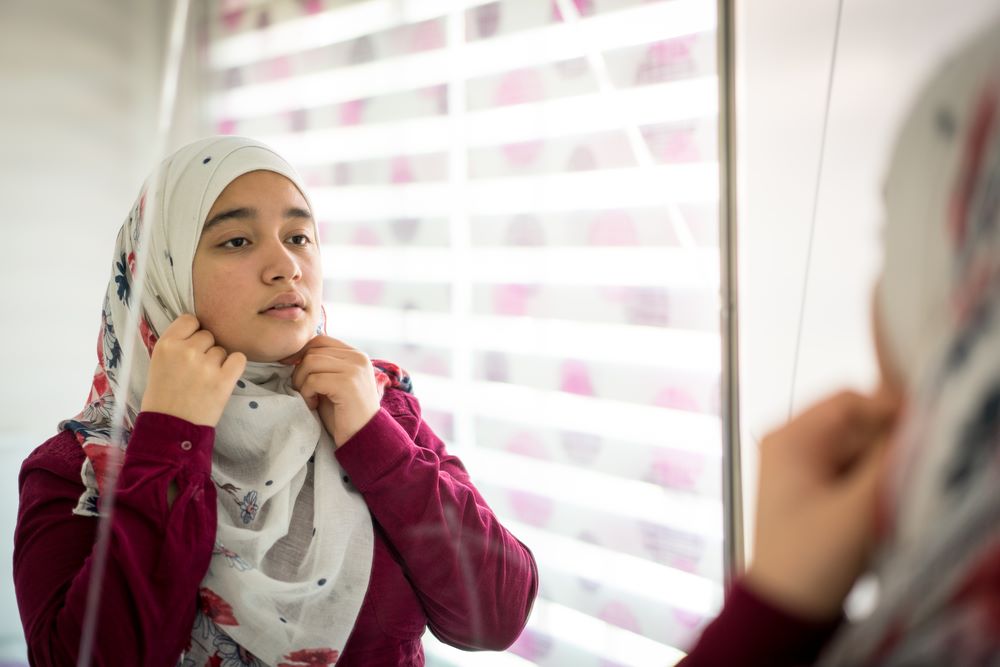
[202,206,313,231]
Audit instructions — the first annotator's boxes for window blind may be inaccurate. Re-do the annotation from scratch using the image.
[205,1,723,664]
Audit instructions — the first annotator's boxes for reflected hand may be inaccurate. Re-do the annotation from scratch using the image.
[745,390,900,620]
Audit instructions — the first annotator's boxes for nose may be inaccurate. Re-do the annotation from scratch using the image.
[261,239,302,284]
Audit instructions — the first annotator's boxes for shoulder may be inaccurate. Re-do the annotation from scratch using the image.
[20,430,86,487]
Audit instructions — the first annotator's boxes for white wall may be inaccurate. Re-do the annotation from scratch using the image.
[0,1,210,441]
[0,0,161,442]
[0,0,191,659]
[736,0,1000,558]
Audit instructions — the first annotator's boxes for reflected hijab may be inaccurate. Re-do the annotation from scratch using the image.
[62,136,408,666]
[820,19,1000,666]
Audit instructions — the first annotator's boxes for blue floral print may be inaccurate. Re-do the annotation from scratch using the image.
[114,252,131,306]
[238,490,259,524]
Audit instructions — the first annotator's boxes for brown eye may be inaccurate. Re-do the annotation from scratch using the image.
[222,237,249,249]
[289,234,311,246]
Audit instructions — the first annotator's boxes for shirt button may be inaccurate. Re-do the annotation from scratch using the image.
[180,440,193,451]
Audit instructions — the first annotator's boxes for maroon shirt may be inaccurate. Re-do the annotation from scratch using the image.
[14,388,537,667]
[678,580,843,667]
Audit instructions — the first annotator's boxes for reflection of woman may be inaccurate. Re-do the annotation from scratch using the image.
[681,21,1000,666]
[13,137,538,667]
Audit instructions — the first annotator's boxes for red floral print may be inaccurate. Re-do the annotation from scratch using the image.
[138,315,158,356]
[952,541,1000,636]
[89,368,109,402]
[199,587,239,626]
[82,443,121,495]
[277,648,339,667]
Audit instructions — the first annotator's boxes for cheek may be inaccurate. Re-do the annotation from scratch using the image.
[303,254,324,298]
[193,263,242,327]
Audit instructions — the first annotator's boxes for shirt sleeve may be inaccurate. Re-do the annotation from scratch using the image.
[676,579,843,667]
[335,392,539,651]
[14,412,218,667]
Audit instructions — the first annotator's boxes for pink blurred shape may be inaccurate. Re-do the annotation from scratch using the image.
[351,228,381,246]
[216,118,237,135]
[473,3,501,39]
[409,20,445,52]
[390,156,414,184]
[636,37,697,85]
[219,0,245,30]
[301,0,323,15]
[588,210,638,246]
[650,449,703,492]
[599,600,641,633]
[509,628,553,661]
[339,99,366,126]
[349,280,384,305]
[493,284,538,316]
[560,359,595,396]
[508,490,554,527]
[496,69,546,165]
[654,386,700,412]
[552,0,595,22]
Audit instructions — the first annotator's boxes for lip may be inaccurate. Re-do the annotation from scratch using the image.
[262,306,305,320]
[259,292,307,319]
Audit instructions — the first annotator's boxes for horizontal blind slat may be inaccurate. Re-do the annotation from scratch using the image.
[210,1,714,117]
[322,303,721,370]
[258,77,716,164]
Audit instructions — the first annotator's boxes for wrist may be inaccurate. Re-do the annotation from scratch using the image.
[743,562,844,622]
[333,404,381,448]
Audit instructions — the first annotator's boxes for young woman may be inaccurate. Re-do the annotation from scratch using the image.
[680,17,1000,666]
[14,136,538,667]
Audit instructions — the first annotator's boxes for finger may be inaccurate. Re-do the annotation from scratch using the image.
[291,354,350,389]
[188,329,217,353]
[205,345,227,367]
[297,377,320,409]
[161,313,200,340]
[220,351,247,385]
[278,334,362,366]
[830,394,899,471]
[298,335,358,356]
[795,392,895,464]
[300,373,343,406]
[838,434,890,550]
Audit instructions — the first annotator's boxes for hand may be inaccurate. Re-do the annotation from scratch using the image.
[141,314,247,427]
[282,336,381,447]
[745,390,900,620]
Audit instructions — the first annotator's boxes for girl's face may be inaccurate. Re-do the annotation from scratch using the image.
[193,170,322,362]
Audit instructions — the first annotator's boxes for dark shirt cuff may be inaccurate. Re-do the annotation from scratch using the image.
[683,579,843,666]
[124,411,215,473]
[334,408,414,491]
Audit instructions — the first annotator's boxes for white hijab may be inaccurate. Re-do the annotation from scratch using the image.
[64,136,373,667]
